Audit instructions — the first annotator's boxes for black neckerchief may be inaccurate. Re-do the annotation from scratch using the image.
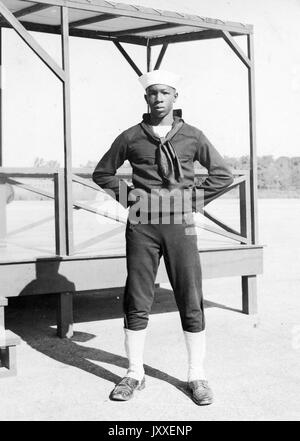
[140,111,185,186]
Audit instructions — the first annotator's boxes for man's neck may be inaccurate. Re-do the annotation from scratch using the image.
[149,111,174,126]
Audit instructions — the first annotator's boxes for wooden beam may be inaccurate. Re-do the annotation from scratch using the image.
[146,39,151,112]
[247,34,258,245]
[6,177,54,199]
[1,18,245,48]
[201,175,246,205]
[0,166,58,176]
[222,30,251,68]
[0,0,65,81]
[72,174,101,191]
[195,221,248,244]
[114,41,142,76]
[146,39,151,72]
[0,246,263,297]
[112,22,182,37]
[70,27,146,45]
[0,20,148,45]
[14,4,53,19]
[154,43,168,70]
[61,6,74,255]
[69,13,118,29]
[76,199,127,224]
[149,29,230,46]
[202,208,245,239]
[4,174,124,224]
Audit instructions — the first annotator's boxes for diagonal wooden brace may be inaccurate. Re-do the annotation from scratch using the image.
[222,30,251,68]
[0,0,65,81]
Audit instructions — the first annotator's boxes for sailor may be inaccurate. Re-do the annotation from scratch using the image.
[92,69,233,405]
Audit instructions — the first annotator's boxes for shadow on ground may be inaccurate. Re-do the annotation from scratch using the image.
[5,289,239,399]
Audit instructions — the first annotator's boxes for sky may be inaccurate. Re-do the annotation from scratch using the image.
[1,0,300,167]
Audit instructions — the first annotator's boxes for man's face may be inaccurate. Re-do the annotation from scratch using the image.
[144,84,178,119]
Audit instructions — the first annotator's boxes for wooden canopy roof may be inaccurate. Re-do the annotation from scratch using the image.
[0,0,252,45]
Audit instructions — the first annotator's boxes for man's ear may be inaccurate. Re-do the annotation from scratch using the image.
[144,94,148,105]
[174,91,178,102]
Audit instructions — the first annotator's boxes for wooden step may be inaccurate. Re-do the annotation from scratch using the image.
[0,298,7,330]
[0,297,8,306]
[0,329,21,347]
[0,330,21,379]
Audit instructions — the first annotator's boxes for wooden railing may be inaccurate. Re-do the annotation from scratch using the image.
[0,167,253,256]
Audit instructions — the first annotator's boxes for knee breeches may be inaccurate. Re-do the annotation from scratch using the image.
[123,218,205,332]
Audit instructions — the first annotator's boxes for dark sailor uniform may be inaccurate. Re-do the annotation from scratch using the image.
[93,113,233,332]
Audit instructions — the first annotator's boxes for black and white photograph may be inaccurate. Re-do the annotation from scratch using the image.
[0,0,299,426]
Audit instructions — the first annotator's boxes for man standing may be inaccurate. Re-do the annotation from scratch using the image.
[92,70,233,406]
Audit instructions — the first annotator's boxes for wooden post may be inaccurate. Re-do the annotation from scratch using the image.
[240,34,259,315]
[146,40,151,113]
[146,39,152,72]
[57,292,73,338]
[247,33,259,245]
[61,6,74,256]
[113,41,143,77]
[54,172,73,337]
[54,171,67,255]
[239,172,252,244]
[0,177,7,247]
[242,275,257,314]
[154,43,168,70]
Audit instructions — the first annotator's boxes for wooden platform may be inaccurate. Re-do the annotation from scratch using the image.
[0,244,263,295]
[0,200,263,338]
[0,201,263,298]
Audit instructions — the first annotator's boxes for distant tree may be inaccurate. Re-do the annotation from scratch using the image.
[79,160,97,168]
[224,155,300,191]
[33,157,60,168]
[33,157,45,167]
[275,157,291,190]
[291,157,300,189]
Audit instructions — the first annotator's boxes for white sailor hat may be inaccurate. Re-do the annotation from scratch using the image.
[138,69,181,90]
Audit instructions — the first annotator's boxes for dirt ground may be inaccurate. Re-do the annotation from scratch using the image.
[1,199,300,421]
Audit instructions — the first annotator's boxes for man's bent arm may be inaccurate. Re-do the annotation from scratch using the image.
[92,133,131,206]
[194,131,234,208]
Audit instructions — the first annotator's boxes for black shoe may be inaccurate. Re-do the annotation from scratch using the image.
[187,379,213,406]
[110,376,145,401]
